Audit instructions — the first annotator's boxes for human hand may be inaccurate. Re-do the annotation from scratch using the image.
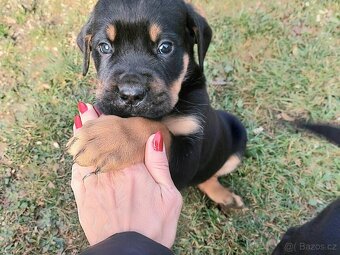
[71,102,182,248]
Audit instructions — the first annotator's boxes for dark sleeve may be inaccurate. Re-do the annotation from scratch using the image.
[81,232,174,255]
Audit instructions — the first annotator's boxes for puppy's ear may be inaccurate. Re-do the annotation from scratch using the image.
[77,14,93,76]
[186,4,212,71]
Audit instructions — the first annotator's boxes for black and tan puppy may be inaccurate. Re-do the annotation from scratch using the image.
[272,198,340,255]
[68,0,247,208]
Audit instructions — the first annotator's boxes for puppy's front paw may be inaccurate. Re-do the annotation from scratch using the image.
[67,115,170,172]
[219,192,245,209]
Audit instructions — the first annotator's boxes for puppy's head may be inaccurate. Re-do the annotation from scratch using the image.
[77,0,212,118]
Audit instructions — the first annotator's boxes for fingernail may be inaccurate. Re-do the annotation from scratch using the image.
[74,115,82,129]
[153,131,164,152]
[93,105,103,116]
[78,101,88,114]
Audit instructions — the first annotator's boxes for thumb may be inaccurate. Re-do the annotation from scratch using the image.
[145,132,175,188]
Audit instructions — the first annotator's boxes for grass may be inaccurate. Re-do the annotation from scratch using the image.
[0,0,339,254]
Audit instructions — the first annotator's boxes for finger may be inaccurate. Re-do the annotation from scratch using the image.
[144,133,175,188]
[93,104,103,116]
[71,164,98,193]
[72,103,97,136]
[73,115,83,136]
[78,102,99,124]
[71,164,85,199]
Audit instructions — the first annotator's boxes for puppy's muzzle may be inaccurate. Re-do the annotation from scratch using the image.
[115,69,150,106]
[118,84,146,105]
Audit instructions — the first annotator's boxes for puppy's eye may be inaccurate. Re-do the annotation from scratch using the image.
[99,43,113,54]
[158,42,173,55]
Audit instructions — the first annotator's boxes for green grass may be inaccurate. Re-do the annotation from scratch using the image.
[1,0,339,254]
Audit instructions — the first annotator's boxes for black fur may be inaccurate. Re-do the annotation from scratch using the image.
[77,0,247,190]
[297,122,340,147]
[273,126,339,254]
[272,199,340,255]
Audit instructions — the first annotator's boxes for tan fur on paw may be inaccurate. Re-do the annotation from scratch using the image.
[198,176,245,209]
[67,116,171,172]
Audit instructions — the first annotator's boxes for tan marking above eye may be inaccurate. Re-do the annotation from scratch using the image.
[149,23,161,42]
[106,24,116,41]
[169,54,189,107]
[162,115,202,136]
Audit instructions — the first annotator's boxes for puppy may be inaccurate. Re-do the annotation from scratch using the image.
[68,0,247,208]
[272,199,340,255]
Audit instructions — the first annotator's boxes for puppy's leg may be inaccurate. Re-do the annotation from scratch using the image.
[67,116,171,172]
[198,177,244,208]
[198,154,244,208]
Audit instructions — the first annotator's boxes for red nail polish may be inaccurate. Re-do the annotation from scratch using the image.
[94,105,103,116]
[78,101,88,114]
[74,115,82,129]
[153,131,164,152]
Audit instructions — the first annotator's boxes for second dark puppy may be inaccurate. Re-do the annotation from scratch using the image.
[272,124,340,254]
[68,0,247,208]
[272,198,340,255]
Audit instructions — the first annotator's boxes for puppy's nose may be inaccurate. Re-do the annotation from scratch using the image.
[118,85,146,105]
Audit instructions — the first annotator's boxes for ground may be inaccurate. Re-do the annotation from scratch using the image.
[0,0,339,254]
